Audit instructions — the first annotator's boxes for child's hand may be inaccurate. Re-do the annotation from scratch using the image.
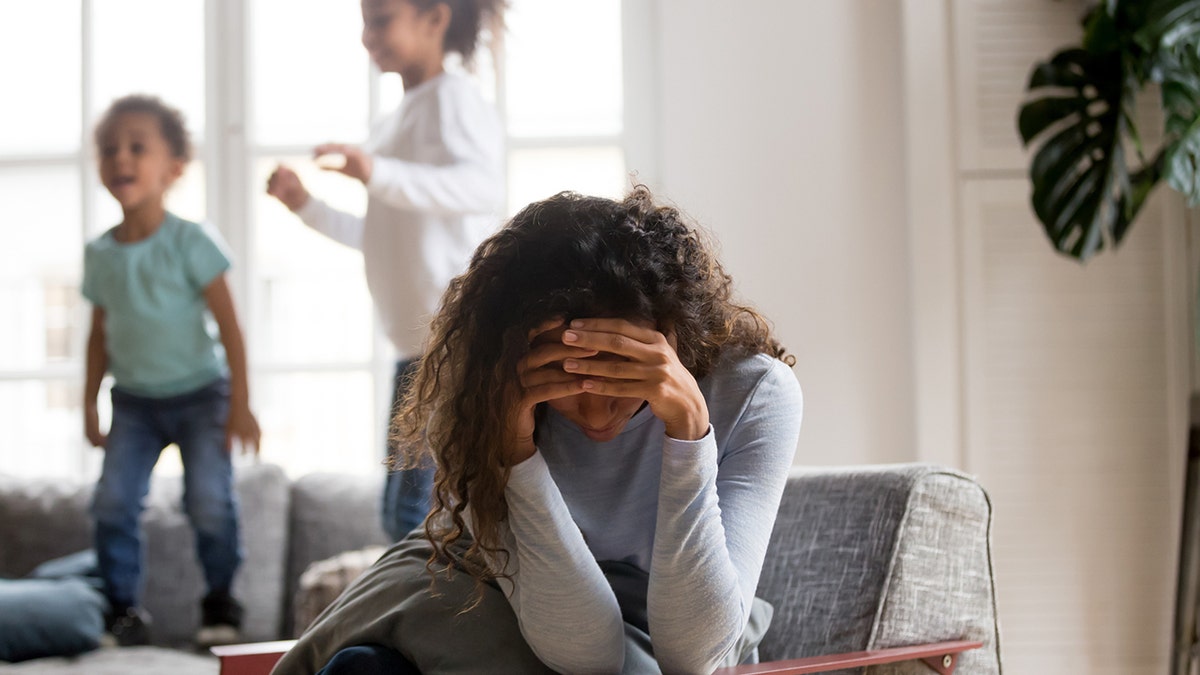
[313,143,374,185]
[84,406,107,449]
[266,165,311,212]
[225,405,262,456]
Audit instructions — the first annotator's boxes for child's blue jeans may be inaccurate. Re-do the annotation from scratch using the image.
[91,378,243,609]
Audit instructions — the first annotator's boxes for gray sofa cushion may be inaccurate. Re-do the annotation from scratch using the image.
[0,477,93,578]
[284,472,390,637]
[0,462,290,647]
[756,464,1001,674]
[145,462,290,644]
[0,645,217,674]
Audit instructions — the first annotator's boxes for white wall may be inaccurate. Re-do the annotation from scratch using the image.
[652,1,915,466]
[644,2,1189,672]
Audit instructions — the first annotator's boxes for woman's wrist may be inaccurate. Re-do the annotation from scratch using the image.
[664,421,711,442]
[663,398,710,441]
[505,441,536,467]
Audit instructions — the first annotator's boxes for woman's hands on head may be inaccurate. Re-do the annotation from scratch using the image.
[509,319,597,465]
[508,317,711,465]
[561,318,710,441]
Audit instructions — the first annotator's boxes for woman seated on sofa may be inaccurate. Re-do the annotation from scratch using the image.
[273,187,804,674]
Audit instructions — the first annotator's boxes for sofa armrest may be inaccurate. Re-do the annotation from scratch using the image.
[715,640,983,675]
[755,465,1000,671]
[212,640,296,675]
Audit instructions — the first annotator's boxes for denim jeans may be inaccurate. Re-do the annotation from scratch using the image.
[91,378,243,608]
[380,358,434,541]
[316,644,420,675]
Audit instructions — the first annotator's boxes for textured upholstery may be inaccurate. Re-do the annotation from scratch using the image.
[757,463,1001,674]
[1,462,1000,673]
[283,472,390,636]
[0,644,218,674]
[0,462,290,646]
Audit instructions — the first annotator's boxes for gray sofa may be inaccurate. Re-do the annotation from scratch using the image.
[752,464,1002,673]
[0,463,1001,674]
[0,463,391,674]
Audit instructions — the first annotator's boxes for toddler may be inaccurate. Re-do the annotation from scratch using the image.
[82,94,261,648]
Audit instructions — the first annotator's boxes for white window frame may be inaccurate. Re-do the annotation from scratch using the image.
[0,0,658,478]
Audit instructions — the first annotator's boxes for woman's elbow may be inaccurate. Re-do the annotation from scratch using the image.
[655,652,727,675]
[653,632,739,675]
[526,621,625,674]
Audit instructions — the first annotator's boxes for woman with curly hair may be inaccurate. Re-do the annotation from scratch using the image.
[275,188,803,675]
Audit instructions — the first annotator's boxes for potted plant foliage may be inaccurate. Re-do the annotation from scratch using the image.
[1018,0,1200,259]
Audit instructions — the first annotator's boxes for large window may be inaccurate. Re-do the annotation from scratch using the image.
[0,0,647,479]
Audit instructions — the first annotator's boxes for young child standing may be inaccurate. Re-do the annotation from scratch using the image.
[82,95,261,648]
[266,0,506,541]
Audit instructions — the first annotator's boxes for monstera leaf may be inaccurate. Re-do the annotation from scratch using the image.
[1018,47,1156,260]
[1018,0,1200,261]
[1150,11,1200,203]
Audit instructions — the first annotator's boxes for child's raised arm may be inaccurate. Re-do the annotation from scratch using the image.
[203,275,261,455]
[267,163,366,251]
[84,305,108,448]
[314,83,503,217]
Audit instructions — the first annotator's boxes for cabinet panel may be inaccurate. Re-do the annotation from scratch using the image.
[960,179,1174,674]
[953,0,1083,172]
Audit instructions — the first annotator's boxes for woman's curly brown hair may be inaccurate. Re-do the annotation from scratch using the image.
[393,187,792,590]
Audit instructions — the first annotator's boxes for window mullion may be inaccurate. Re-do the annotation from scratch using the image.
[77,0,97,478]
[207,0,251,333]
[80,0,95,241]
[621,0,659,190]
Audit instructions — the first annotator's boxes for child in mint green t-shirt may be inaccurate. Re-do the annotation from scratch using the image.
[80,95,260,649]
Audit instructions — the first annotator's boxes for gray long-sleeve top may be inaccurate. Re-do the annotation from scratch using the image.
[491,352,803,674]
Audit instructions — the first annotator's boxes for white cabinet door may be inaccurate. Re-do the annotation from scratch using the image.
[960,176,1180,674]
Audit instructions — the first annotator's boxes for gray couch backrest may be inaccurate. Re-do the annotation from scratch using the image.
[0,463,290,647]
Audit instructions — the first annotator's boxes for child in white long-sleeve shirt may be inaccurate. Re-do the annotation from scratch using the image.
[266,0,506,541]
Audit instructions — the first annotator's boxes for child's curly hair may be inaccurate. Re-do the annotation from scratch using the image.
[410,0,508,66]
[393,187,792,591]
[94,94,192,162]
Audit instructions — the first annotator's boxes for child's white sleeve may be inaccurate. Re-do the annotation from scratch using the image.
[366,85,504,217]
[295,198,365,251]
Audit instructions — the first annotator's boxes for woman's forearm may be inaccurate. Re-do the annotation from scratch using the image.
[648,359,803,673]
[496,452,625,674]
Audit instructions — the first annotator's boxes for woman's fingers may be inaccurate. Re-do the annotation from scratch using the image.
[568,317,663,343]
[521,375,586,407]
[561,319,665,361]
[519,361,584,390]
[520,343,599,373]
[562,356,655,381]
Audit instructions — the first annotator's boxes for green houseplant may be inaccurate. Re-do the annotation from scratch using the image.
[1018,3,1200,673]
[1018,0,1200,260]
